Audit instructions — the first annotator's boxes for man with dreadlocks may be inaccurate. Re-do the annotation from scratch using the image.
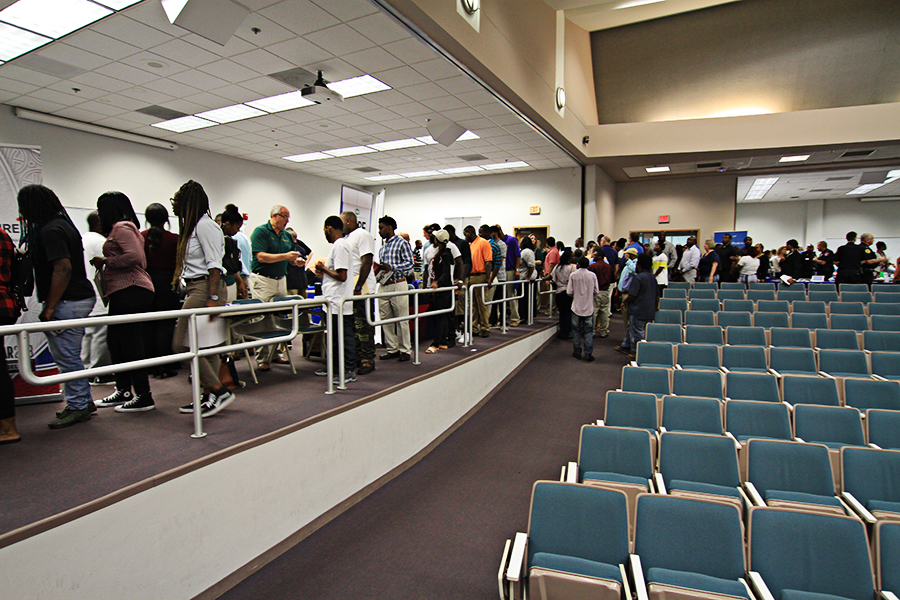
[17,184,97,429]
[170,180,236,417]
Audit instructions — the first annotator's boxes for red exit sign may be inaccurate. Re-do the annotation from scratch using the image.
[659,215,670,224]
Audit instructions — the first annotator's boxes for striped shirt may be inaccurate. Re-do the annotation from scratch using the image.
[378,234,414,282]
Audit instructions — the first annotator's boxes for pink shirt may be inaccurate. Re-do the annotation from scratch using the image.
[544,247,560,276]
[567,267,599,317]
[102,221,154,296]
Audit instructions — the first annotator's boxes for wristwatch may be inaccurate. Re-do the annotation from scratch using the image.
[209,295,219,301]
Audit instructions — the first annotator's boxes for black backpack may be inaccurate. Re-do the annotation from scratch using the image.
[223,236,241,275]
[10,248,33,311]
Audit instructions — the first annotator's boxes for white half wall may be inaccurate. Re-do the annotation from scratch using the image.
[0,327,555,600]
[372,167,583,246]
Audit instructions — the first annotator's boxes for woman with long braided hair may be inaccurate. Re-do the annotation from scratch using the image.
[170,180,235,417]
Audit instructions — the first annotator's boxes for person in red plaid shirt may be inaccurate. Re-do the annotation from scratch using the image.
[0,227,20,444]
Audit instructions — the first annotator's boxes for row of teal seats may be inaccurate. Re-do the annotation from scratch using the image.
[659,297,900,316]
[663,288,900,304]
[659,309,900,329]
[648,325,900,352]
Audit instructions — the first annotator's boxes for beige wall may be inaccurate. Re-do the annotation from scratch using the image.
[614,175,736,241]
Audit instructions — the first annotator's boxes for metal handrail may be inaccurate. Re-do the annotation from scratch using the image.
[465,280,527,343]
[335,286,457,389]
[0,298,331,438]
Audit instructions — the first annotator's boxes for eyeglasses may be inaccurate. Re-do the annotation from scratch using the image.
[275,213,290,221]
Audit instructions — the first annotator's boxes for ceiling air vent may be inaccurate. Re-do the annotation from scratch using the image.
[354,167,379,173]
[809,189,833,193]
[697,162,722,169]
[840,150,875,158]
[458,154,488,162]
[136,106,188,121]
[15,55,85,79]
[825,176,853,181]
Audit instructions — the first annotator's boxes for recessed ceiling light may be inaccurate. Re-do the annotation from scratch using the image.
[92,0,142,9]
[0,0,112,39]
[328,75,391,99]
[283,152,332,163]
[645,166,670,173]
[483,161,530,170]
[846,183,887,196]
[323,145,377,157]
[151,115,217,133]
[366,138,425,151]
[160,0,188,22]
[195,104,267,124]
[779,155,810,163]
[415,136,439,145]
[246,91,314,113]
[614,0,666,9]
[457,130,480,141]
[366,174,405,181]
[440,166,484,174]
[0,22,51,61]
[887,169,900,180]
[401,170,442,178]
[743,177,779,200]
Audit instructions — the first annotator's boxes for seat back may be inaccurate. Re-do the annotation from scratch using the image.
[844,378,900,412]
[661,395,723,435]
[654,309,683,325]
[870,303,900,316]
[689,288,716,300]
[871,351,900,380]
[749,508,874,600]
[876,521,900,592]
[808,290,840,303]
[750,282,777,291]
[578,425,654,481]
[794,300,827,314]
[842,291,873,304]
[718,289,746,301]
[685,325,723,345]
[722,345,768,373]
[769,327,812,348]
[872,315,900,332]
[830,301,866,315]
[839,284,870,293]
[794,404,865,447]
[874,292,900,304]
[693,282,718,290]
[646,323,683,344]
[635,341,675,368]
[717,311,752,328]
[830,314,870,332]
[634,495,746,583]
[527,482,630,569]
[658,297,688,315]
[747,440,835,497]
[605,391,659,431]
[722,299,755,313]
[754,311,790,329]
[662,288,687,298]
[725,400,792,441]
[863,331,900,352]
[841,447,900,507]
[659,432,740,489]
[725,372,780,402]
[868,410,900,450]
[725,326,766,346]
[720,282,746,291]
[818,349,870,377]
[782,375,840,407]
[673,369,723,400]
[622,366,671,397]
[684,310,716,326]
[792,313,829,330]
[690,298,721,312]
[808,283,837,292]
[668,282,691,290]
[769,347,818,376]
[757,300,790,313]
[815,328,860,350]
[777,289,807,303]
[675,343,720,371]
[748,290,776,302]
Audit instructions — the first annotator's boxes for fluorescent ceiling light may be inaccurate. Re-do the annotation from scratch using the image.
[645,166,670,173]
[365,174,405,181]
[415,136,439,145]
[614,0,666,9]
[283,152,332,163]
[743,177,779,200]
[366,138,424,152]
[483,161,530,170]
[0,21,51,61]
[323,146,376,157]
[245,91,314,113]
[457,130,480,141]
[440,166,484,174]
[779,155,810,163]
[327,75,391,99]
[160,0,188,22]
[0,0,111,39]
[151,115,217,133]
[401,170,442,178]
[92,0,142,8]
[195,104,267,124]
[847,183,887,196]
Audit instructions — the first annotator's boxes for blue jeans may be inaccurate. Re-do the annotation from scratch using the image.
[44,297,95,410]
[627,315,648,352]
[572,314,594,356]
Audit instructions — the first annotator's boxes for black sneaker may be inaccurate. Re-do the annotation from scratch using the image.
[573,351,582,359]
[96,389,132,408]
[586,354,595,362]
[115,394,155,413]
[56,401,96,419]
[201,389,236,418]
[179,401,197,414]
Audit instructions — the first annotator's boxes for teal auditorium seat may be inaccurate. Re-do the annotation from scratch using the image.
[876,521,900,596]
[841,291,873,304]
[749,282,776,291]
[844,379,900,412]
[777,289,807,303]
[868,410,900,450]
[725,400,792,443]
[717,289,746,301]
[646,323,682,344]
[748,290,776,302]
[662,287,687,298]
[658,297,688,315]
[690,298,720,312]
[722,299,754,313]
[688,289,716,300]
[693,282,717,290]
[768,347,818,376]
[722,346,769,373]
[808,290,839,303]
[791,313,828,329]
[657,432,743,509]
[684,310,715,326]
[841,447,900,522]
[653,309,682,325]
[634,341,675,369]
[725,372,781,403]
[661,395,723,435]
[685,325,723,345]
[673,369,724,400]
[829,301,865,315]
[725,326,766,346]
[793,404,865,451]
[830,313,869,332]
[874,292,900,303]
[753,311,789,329]
[817,349,870,378]
[716,311,751,328]
[675,344,721,372]
[756,300,790,313]
[839,284,870,293]
[746,440,844,515]
[815,328,861,350]
[872,315,900,331]
[621,367,671,398]
[782,375,841,407]
[668,282,691,290]
[720,282,746,291]
[793,300,827,314]
[604,391,659,432]
[808,282,837,292]
[871,351,900,381]
[769,327,812,348]
[863,330,900,352]
[869,302,900,316]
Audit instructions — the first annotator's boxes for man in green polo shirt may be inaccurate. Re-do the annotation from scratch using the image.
[250,204,303,371]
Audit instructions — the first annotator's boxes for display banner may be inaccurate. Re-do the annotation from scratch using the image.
[0,145,61,405]
[340,185,374,232]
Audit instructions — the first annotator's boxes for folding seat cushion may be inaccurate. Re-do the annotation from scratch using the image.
[654,309,683,325]
[872,315,900,332]
[863,331,900,352]
[646,323,683,344]
[721,346,768,373]
[724,326,766,346]
[673,369,724,400]
[725,372,780,403]
[749,508,875,600]
[769,327,812,348]
[792,313,828,330]
[757,300,790,313]
[690,298,721,312]
[717,312,752,328]
[746,440,844,516]
[841,447,900,522]
[768,347,818,376]
[685,310,715,326]
[725,400,792,443]
[524,482,630,600]
[867,410,900,451]
[675,343,720,372]
[843,378,900,411]
[634,495,749,600]
[875,521,900,594]
[661,395,723,435]
[781,375,840,407]
[754,311,789,329]
[685,325,723,345]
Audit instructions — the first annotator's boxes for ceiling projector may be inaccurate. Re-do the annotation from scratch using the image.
[301,71,343,104]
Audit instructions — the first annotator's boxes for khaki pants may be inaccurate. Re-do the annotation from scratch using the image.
[468,273,489,334]
[506,269,520,323]
[250,273,287,365]
[379,280,411,354]
[173,278,226,390]
[594,289,610,335]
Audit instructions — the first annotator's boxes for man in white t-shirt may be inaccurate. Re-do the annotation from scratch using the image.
[341,211,377,375]
[316,215,356,383]
[80,211,111,382]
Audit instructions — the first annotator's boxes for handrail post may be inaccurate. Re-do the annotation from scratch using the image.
[325,301,334,395]
[337,300,346,390]
[528,281,533,325]
[501,284,507,333]
[188,314,206,439]
[463,282,471,347]
[413,293,420,365]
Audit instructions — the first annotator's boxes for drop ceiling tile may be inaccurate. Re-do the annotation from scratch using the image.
[120,51,189,78]
[259,1,339,36]
[93,115,145,130]
[66,71,130,94]
[93,15,171,48]
[265,36,332,66]
[149,38,221,68]
[420,96,467,112]
[207,83,259,104]
[441,107,485,122]
[305,131,343,144]
[358,107,400,122]
[363,89,411,108]
[142,77,201,99]
[181,31,255,57]
[437,75,483,94]
[98,93,148,111]
[118,87,174,105]
[227,119,269,133]
[342,46,404,74]
[230,48,295,75]
[0,77,38,95]
[14,97,67,113]
[120,0,186,36]
[179,91,233,110]
[1,64,61,87]
[401,82,447,102]
[238,75,294,97]
[411,58,465,82]
[0,90,20,103]
[376,117,419,131]
[347,11,410,46]
[47,80,107,101]
[54,104,113,122]
[305,24,376,57]
[327,113,372,128]
[280,123,320,136]
[169,68,229,91]
[302,57,361,82]
[389,102,433,117]
[27,87,83,106]
[198,59,259,84]
[64,29,140,61]
[372,65,429,88]
[311,0,379,21]
[95,62,158,86]
[157,98,208,115]
[303,102,348,119]
[381,38,437,65]
[35,43,111,72]
[489,113,525,127]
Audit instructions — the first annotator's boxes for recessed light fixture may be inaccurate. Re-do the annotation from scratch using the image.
[614,0,666,9]
[779,155,810,163]
[151,115,217,133]
[0,0,111,39]
[366,174,405,181]
[327,75,391,99]
[246,91,315,113]
[323,146,377,157]
[645,166,670,173]
[743,177,779,200]
[92,0,142,8]
[283,152,332,163]
[846,183,887,196]
[0,21,51,61]
[415,135,439,145]
[440,166,484,174]
[195,104,267,124]
[401,170,442,178]
[457,130,480,141]
[555,87,566,110]
[366,138,425,152]
[483,161,530,170]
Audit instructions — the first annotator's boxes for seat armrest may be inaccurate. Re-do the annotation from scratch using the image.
[720,366,731,374]
[506,532,527,582]
[768,368,782,378]
[630,554,649,600]
[498,538,512,600]
[744,481,765,507]
[566,462,578,484]
[794,436,805,443]
[724,431,741,449]
[620,563,633,600]
[881,591,900,600]
[659,426,668,434]
[869,442,883,449]
[630,360,638,367]
[841,491,876,523]
[819,371,835,379]
[654,472,667,495]
[597,419,605,426]
[872,374,889,381]
[748,571,776,600]
[674,364,683,370]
